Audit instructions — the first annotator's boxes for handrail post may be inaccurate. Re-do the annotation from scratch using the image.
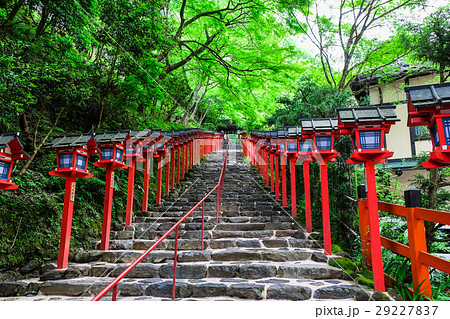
[404,188,432,298]
[357,185,372,269]
[216,187,220,223]
[172,226,179,300]
[202,201,205,250]
[112,284,118,301]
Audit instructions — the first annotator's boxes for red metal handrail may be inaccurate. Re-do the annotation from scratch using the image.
[92,146,229,301]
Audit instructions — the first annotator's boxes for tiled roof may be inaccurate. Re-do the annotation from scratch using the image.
[404,83,450,108]
[129,129,150,141]
[45,133,95,149]
[337,106,399,123]
[94,131,129,143]
[286,126,301,137]
[0,132,20,149]
[301,119,338,131]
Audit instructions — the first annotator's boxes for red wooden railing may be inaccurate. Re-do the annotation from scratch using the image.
[358,198,450,299]
[92,146,229,301]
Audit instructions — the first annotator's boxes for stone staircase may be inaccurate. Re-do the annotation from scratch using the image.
[0,145,372,301]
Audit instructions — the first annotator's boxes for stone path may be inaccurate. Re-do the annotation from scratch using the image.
[0,144,376,301]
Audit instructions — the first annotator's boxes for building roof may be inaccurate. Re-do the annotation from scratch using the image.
[337,106,400,123]
[300,119,338,131]
[350,64,438,90]
[404,82,450,108]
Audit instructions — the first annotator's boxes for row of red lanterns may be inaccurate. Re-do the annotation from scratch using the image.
[240,82,450,293]
[241,105,399,293]
[0,129,222,269]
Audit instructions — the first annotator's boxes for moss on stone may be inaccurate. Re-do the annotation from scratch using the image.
[329,257,357,272]
[331,244,343,253]
[359,269,374,279]
[355,275,374,288]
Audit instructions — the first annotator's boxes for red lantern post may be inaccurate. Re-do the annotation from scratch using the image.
[154,133,170,204]
[337,105,399,292]
[277,130,288,208]
[302,119,340,256]
[296,135,314,233]
[142,131,161,211]
[124,130,148,226]
[269,131,279,197]
[285,126,300,217]
[46,134,99,269]
[94,131,130,250]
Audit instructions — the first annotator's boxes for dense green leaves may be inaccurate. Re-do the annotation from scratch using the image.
[409,5,450,83]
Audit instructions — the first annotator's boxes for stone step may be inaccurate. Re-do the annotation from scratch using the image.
[214,222,293,231]
[111,226,306,241]
[121,221,294,233]
[99,237,316,251]
[84,260,342,281]
[99,248,316,264]
[37,277,365,300]
[133,215,292,224]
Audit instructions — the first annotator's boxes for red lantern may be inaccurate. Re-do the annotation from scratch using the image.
[337,106,398,164]
[48,134,98,178]
[0,133,29,190]
[405,83,450,168]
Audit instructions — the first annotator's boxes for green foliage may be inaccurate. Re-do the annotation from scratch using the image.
[276,0,427,90]
[267,77,358,127]
[408,5,450,83]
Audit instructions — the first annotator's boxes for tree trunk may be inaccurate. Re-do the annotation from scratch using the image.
[35,2,50,38]
[96,95,105,131]
[19,108,65,176]
[0,0,25,42]
[428,168,438,210]
[186,87,206,125]
[181,82,202,123]
[198,103,212,127]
